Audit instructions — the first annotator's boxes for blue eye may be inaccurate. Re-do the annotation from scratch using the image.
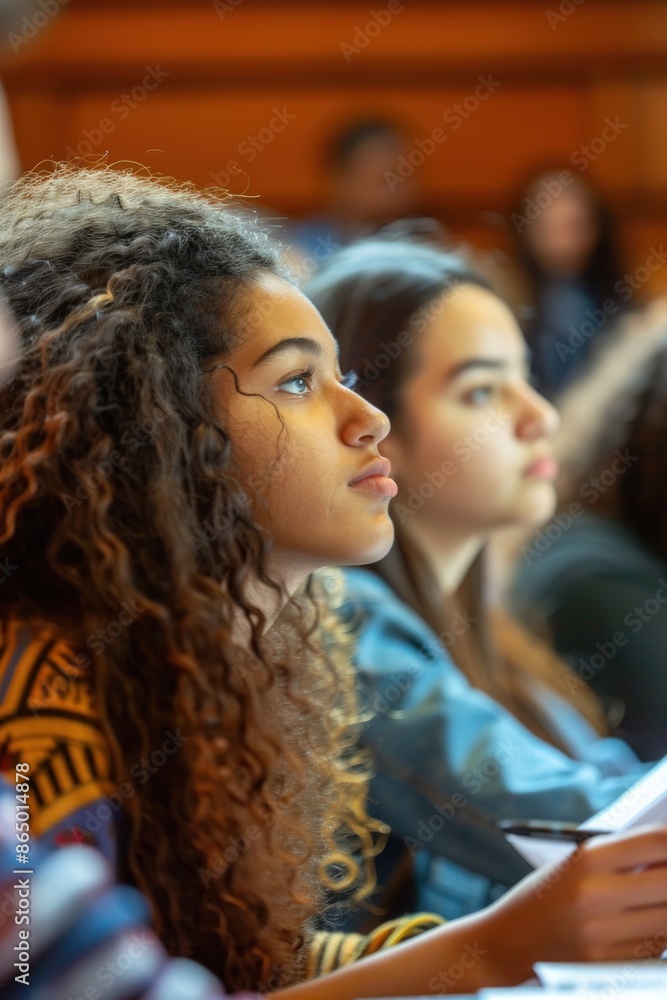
[464,385,495,406]
[340,369,359,391]
[278,368,314,395]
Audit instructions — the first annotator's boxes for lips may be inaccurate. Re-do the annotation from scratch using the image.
[349,457,398,498]
[524,455,558,478]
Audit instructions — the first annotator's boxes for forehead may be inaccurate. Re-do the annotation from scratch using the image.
[231,271,337,363]
[419,284,525,368]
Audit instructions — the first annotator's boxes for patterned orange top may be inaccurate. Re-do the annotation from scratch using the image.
[0,616,443,976]
[0,618,118,853]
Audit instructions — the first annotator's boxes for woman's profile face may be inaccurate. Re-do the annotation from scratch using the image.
[213,272,396,582]
[383,283,560,535]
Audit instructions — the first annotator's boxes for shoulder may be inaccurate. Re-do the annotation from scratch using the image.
[342,569,435,638]
[0,617,115,840]
[516,514,666,596]
[341,567,398,605]
[340,568,444,666]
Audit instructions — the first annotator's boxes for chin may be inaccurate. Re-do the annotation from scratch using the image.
[519,482,557,523]
[345,520,395,567]
[521,499,558,528]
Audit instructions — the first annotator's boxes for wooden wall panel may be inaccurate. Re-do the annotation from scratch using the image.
[28,84,584,209]
[579,83,640,197]
[1,0,666,297]
[639,83,667,195]
[4,2,667,81]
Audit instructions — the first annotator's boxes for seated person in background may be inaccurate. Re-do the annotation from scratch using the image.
[2,165,667,999]
[510,305,667,762]
[286,116,423,279]
[511,168,626,400]
[305,234,649,927]
[0,1,29,191]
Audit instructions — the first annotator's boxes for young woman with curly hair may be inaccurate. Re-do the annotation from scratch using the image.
[1,167,667,1000]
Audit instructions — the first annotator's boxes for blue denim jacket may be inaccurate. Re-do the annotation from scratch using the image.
[339,568,649,925]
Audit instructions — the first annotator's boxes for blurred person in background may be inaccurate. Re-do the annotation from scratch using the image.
[511,168,626,400]
[0,83,18,188]
[305,233,649,928]
[510,301,667,762]
[0,296,16,380]
[0,0,59,186]
[0,0,26,186]
[0,780,235,1000]
[286,116,423,277]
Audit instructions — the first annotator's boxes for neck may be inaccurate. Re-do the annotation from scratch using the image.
[399,516,483,596]
[244,552,320,633]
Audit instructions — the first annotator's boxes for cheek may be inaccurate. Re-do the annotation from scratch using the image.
[224,412,300,524]
[454,423,513,474]
[443,446,508,509]
[262,431,341,524]
[227,396,323,479]
[397,403,457,473]
[449,431,556,523]
[417,418,518,514]
[401,403,506,483]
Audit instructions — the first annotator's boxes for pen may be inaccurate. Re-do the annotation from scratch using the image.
[497,819,611,843]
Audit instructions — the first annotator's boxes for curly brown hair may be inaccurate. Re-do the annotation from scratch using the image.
[0,164,383,992]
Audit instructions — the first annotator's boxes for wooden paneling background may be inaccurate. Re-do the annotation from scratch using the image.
[2,0,667,293]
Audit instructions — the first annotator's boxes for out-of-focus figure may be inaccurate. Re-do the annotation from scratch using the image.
[512,168,625,399]
[0,0,41,186]
[510,301,667,760]
[287,117,423,277]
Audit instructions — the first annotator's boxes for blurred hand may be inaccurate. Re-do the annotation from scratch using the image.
[485,824,667,979]
[0,779,233,999]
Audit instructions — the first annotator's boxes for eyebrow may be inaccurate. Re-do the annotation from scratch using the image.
[252,336,340,368]
[447,354,531,381]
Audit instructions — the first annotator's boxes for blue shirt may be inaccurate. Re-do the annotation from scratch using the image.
[340,568,648,923]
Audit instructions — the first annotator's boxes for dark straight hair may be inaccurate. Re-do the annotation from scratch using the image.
[303,232,490,424]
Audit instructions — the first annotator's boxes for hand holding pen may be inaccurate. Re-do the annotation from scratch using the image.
[497,819,611,843]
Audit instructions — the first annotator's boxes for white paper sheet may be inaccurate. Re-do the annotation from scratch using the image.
[479,990,667,999]
[508,755,667,869]
[535,959,667,991]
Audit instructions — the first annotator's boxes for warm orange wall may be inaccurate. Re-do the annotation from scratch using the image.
[2,0,667,293]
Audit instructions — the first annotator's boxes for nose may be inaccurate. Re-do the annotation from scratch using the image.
[515,382,560,441]
[340,390,391,448]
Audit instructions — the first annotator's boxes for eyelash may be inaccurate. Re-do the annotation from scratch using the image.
[277,367,360,396]
[461,371,537,406]
[278,366,315,395]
